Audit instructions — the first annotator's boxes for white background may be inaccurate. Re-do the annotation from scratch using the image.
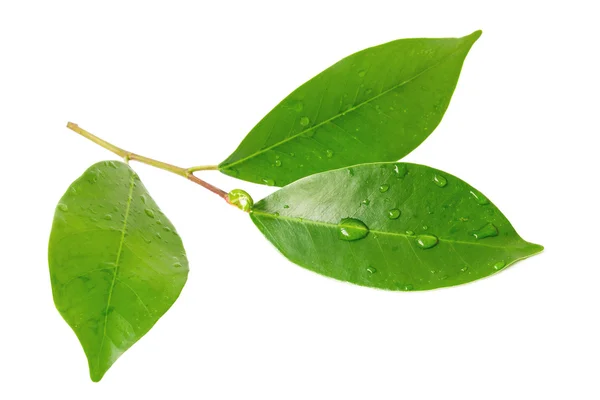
[1,1,598,399]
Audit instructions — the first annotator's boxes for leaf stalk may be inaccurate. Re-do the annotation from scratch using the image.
[66,122,229,201]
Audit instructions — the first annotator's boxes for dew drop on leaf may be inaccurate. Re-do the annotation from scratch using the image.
[366,266,377,274]
[415,234,438,249]
[291,100,304,112]
[103,214,112,221]
[57,203,68,212]
[140,194,147,204]
[388,208,401,219]
[433,174,448,187]
[338,218,370,241]
[358,69,366,77]
[362,199,370,206]
[274,160,282,167]
[283,204,289,209]
[405,230,415,236]
[493,261,506,270]
[469,189,489,205]
[228,189,254,212]
[471,223,498,239]
[379,184,389,193]
[262,178,275,186]
[393,163,408,178]
[300,116,310,126]
[326,149,334,158]
[144,208,155,218]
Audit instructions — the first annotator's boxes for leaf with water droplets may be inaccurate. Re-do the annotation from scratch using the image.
[48,161,188,381]
[219,31,481,186]
[250,162,542,290]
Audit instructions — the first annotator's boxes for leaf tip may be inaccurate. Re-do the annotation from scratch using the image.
[89,368,105,383]
[470,30,483,40]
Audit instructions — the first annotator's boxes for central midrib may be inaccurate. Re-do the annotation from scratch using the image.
[222,41,469,169]
[96,172,136,370]
[252,210,515,250]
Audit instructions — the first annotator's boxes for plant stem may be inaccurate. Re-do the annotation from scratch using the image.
[67,122,229,201]
[187,165,218,173]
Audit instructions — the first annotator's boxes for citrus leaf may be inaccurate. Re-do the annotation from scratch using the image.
[48,161,188,381]
[220,31,481,186]
[250,162,542,290]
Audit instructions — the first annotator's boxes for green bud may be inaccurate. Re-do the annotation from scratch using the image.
[227,189,254,212]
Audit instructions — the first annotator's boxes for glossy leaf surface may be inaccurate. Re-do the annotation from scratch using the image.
[220,31,481,186]
[48,161,188,381]
[250,162,542,290]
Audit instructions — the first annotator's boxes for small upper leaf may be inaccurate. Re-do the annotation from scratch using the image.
[48,161,189,382]
[250,162,542,290]
[220,31,481,186]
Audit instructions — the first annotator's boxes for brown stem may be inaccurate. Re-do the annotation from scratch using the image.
[67,122,229,202]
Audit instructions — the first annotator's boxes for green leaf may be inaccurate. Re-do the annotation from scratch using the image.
[220,31,481,187]
[48,161,188,382]
[250,162,542,291]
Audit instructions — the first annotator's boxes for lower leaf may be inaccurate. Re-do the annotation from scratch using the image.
[250,162,542,290]
[48,161,188,381]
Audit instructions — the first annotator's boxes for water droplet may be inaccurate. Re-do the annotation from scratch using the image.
[145,208,155,218]
[290,100,304,112]
[140,194,147,204]
[173,262,183,268]
[274,160,282,167]
[366,266,377,274]
[469,190,489,205]
[388,208,401,219]
[262,178,275,186]
[155,232,162,240]
[103,214,112,221]
[326,149,334,158]
[422,225,428,230]
[87,169,99,184]
[460,266,469,272]
[57,203,68,212]
[405,230,415,236]
[362,199,370,206]
[273,212,280,217]
[300,116,310,126]
[290,152,295,157]
[415,234,438,249]
[283,204,289,209]
[338,218,370,241]
[471,223,498,239]
[393,163,408,178]
[433,174,448,187]
[493,261,506,270]
[358,69,366,77]
[366,88,373,95]
[403,284,414,291]
[348,168,355,177]
[379,184,389,193]
[228,189,254,212]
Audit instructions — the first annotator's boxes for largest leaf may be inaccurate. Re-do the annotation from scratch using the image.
[220,31,481,186]
[48,161,188,381]
[250,162,542,290]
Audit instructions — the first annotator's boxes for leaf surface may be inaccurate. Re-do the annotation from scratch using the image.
[250,162,542,290]
[48,161,188,381]
[220,31,481,186]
